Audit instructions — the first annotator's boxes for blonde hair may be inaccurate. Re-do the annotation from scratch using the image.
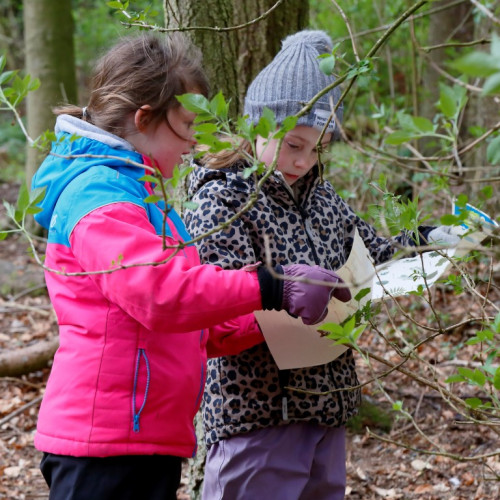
[197,138,253,170]
[54,33,209,138]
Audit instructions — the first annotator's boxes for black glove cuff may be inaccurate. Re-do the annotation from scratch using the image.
[257,265,284,311]
[413,225,436,245]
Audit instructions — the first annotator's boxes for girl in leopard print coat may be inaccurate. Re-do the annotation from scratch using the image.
[185,30,437,500]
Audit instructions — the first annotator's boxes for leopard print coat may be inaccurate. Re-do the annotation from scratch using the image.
[185,162,418,446]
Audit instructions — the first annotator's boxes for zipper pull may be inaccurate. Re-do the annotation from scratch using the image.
[133,414,140,433]
[282,396,288,421]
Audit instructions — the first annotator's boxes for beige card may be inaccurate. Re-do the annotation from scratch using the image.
[254,229,373,369]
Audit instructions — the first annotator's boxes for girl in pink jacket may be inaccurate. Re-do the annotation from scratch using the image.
[31,33,349,500]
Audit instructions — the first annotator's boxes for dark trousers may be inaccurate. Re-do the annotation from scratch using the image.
[40,452,182,500]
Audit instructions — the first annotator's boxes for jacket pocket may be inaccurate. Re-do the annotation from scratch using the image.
[132,348,151,433]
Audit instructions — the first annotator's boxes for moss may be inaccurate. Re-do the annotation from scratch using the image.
[347,398,393,434]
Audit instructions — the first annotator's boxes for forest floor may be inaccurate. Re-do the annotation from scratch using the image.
[0,181,499,499]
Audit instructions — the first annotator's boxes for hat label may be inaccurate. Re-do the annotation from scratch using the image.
[313,109,336,133]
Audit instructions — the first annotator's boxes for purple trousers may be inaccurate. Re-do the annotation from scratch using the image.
[202,423,346,500]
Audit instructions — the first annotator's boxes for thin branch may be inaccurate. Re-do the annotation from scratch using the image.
[126,0,285,33]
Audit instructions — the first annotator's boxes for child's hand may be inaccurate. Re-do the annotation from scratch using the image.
[281,264,351,325]
[427,225,465,246]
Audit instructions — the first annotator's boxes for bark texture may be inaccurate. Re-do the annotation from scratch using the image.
[0,337,58,377]
[23,0,77,187]
[164,0,308,118]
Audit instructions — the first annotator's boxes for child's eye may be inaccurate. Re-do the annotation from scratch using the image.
[286,141,299,149]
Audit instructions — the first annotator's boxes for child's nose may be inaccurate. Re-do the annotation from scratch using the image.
[295,154,311,170]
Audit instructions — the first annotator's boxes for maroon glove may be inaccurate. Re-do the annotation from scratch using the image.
[258,264,351,325]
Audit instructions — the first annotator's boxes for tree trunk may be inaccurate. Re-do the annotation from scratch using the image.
[0,337,58,377]
[419,0,473,156]
[23,0,77,188]
[467,16,497,181]
[164,0,308,118]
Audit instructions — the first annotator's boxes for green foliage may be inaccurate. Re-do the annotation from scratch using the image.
[347,398,393,434]
[451,33,500,95]
[1,183,44,239]
[0,54,40,108]
[0,53,41,180]
[385,83,467,147]
[446,312,500,411]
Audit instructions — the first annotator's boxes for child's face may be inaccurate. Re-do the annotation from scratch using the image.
[135,105,197,178]
[255,126,332,186]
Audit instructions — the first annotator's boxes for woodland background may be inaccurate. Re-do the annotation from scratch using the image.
[0,0,499,499]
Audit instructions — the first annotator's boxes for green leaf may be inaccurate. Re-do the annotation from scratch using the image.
[445,374,464,383]
[493,312,500,333]
[176,93,210,115]
[457,367,486,386]
[209,91,229,120]
[483,73,500,95]
[451,52,500,77]
[182,201,199,211]
[319,54,335,75]
[0,231,8,241]
[194,123,218,134]
[465,397,483,409]
[323,322,344,337]
[392,400,403,411]
[411,116,434,133]
[354,288,371,301]
[273,116,298,139]
[493,366,500,391]
[143,194,161,203]
[16,183,30,212]
[439,85,457,118]
[385,131,418,145]
[29,186,46,207]
[486,136,500,165]
[0,69,16,86]
[139,174,159,184]
[254,108,277,139]
[440,214,460,225]
[107,1,125,9]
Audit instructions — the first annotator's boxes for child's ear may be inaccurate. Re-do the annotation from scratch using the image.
[134,105,153,132]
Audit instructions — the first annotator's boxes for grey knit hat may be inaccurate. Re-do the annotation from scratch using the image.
[244,30,342,138]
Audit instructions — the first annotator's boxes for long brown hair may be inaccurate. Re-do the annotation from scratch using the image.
[54,33,209,138]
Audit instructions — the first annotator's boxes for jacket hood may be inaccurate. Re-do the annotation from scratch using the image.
[188,162,232,197]
[31,115,143,229]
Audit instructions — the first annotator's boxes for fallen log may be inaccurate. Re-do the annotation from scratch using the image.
[0,337,58,377]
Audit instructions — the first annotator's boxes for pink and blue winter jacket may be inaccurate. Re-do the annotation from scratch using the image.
[31,115,264,458]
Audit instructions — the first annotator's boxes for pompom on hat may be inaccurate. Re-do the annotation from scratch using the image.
[243,29,343,139]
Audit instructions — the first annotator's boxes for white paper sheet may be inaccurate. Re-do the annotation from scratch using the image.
[256,205,497,370]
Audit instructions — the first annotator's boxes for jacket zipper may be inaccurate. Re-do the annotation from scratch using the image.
[132,348,151,433]
[278,184,324,421]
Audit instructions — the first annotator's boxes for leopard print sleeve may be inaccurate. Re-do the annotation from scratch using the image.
[185,179,258,270]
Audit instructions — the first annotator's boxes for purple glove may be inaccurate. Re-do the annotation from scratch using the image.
[257,264,351,326]
[282,264,351,325]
